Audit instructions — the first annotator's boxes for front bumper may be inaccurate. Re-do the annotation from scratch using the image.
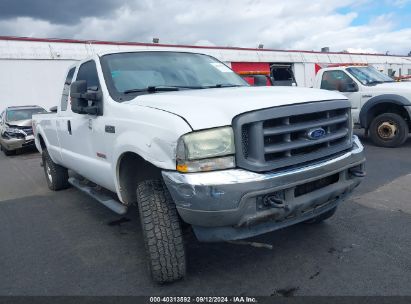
[0,135,35,151]
[162,136,365,242]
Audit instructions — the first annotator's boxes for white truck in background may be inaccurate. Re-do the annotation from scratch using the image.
[33,50,365,283]
[313,65,411,147]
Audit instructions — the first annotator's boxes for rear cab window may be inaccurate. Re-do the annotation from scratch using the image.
[60,67,76,111]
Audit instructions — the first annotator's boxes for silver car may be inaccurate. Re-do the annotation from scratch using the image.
[0,105,46,156]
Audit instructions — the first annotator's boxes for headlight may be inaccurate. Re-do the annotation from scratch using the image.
[5,127,20,133]
[176,127,235,172]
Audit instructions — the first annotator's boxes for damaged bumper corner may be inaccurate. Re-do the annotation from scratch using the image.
[162,136,366,242]
[0,135,35,151]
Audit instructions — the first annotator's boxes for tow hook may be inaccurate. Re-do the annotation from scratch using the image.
[349,167,366,177]
[263,194,290,211]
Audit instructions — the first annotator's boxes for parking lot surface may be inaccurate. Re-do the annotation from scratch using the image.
[1,132,411,296]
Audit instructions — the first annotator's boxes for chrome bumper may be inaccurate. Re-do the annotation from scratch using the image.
[162,136,365,242]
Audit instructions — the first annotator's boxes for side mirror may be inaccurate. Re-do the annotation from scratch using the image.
[49,106,58,113]
[70,80,102,115]
[342,82,358,92]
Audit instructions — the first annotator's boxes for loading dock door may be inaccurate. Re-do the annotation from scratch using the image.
[270,64,296,86]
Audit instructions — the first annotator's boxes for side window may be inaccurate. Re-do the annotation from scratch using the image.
[60,67,76,111]
[321,70,354,92]
[76,60,100,89]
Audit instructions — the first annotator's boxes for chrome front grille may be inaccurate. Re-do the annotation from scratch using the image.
[233,100,352,172]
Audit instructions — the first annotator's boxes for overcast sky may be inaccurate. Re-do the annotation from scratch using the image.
[0,0,410,54]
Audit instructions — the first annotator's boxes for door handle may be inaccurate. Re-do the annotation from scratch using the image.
[67,120,72,135]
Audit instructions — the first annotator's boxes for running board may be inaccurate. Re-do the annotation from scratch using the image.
[68,177,128,215]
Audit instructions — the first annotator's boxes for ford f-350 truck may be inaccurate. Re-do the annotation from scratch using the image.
[314,65,411,147]
[33,51,365,283]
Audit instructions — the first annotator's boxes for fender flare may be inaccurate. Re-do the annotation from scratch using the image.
[35,127,63,165]
[359,94,411,128]
[35,127,47,153]
[111,131,180,203]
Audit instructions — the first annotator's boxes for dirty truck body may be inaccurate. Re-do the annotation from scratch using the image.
[33,51,365,283]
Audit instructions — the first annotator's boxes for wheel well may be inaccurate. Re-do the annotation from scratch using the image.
[117,152,162,205]
[38,134,46,150]
[364,102,410,128]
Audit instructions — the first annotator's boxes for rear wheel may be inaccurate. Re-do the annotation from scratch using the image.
[42,149,70,190]
[304,206,337,224]
[369,113,409,147]
[136,180,186,283]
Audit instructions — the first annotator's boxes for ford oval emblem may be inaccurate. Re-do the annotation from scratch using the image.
[307,128,326,140]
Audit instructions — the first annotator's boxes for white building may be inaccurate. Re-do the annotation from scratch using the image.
[1,36,411,110]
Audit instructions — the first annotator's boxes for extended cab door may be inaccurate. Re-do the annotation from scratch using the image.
[58,60,112,189]
[56,66,76,162]
[319,70,362,124]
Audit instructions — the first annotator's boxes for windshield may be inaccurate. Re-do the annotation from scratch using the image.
[346,66,394,85]
[100,52,248,101]
[6,108,46,122]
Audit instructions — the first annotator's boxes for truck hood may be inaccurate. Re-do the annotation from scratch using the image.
[368,81,411,93]
[125,86,346,130]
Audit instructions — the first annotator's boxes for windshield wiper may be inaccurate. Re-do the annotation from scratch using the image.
[123,85,204,94]
[366,81,384,85]
[203,84,244,88]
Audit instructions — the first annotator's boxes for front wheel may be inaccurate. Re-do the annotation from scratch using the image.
[136,180,186,283]
[369,113,409,147]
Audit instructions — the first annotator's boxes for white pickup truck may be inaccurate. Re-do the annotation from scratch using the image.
[314,65,411,147]
[33,50,365,283]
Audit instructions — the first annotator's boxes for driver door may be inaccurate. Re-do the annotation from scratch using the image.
[320,70,362,124]
[58,61,100,177]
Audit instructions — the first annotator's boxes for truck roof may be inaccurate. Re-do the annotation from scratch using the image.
[6,105,44,110]
[73,50,216,67]
[95,49,208,57]
[320,65,367,71]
